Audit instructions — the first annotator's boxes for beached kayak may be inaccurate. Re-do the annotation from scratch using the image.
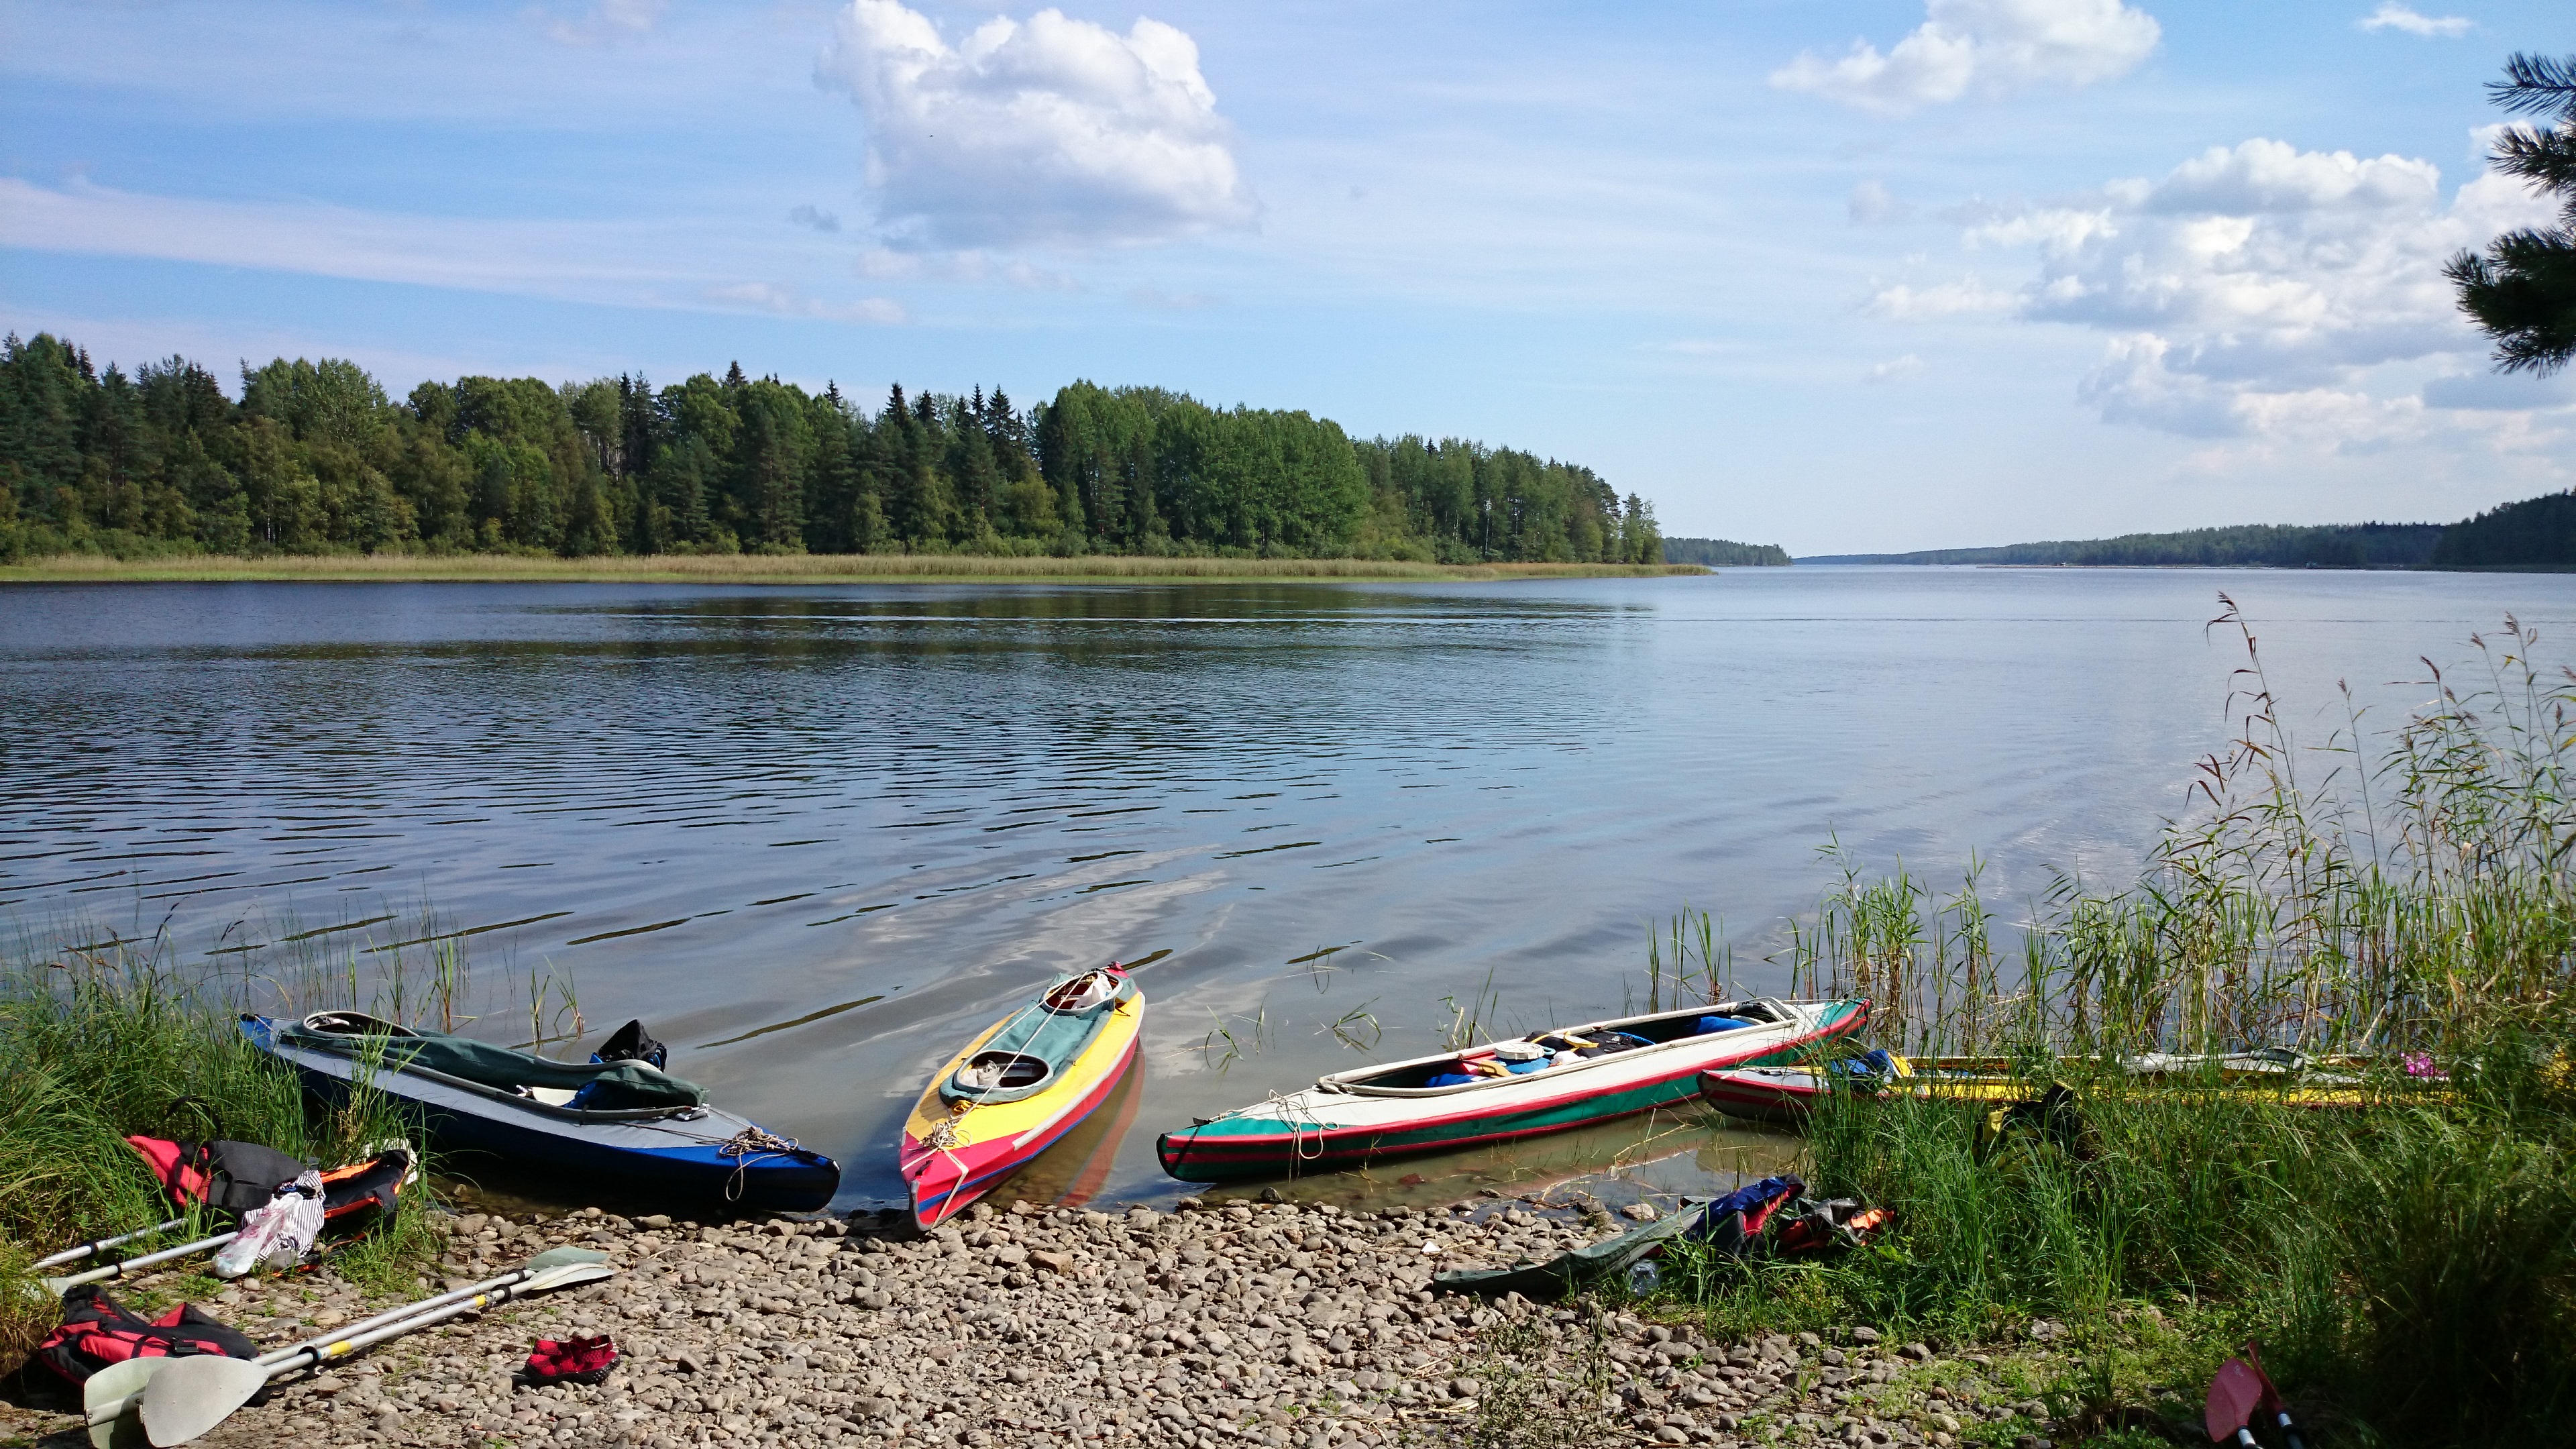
[1700,1047,2392,1123]
[1157,996,1868,1183]
[241,1013,840,1212]
[900,963,1144,1229]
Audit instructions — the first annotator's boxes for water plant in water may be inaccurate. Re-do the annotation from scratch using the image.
[1665,605,2576,1442]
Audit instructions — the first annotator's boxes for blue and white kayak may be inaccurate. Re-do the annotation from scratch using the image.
[241,1012,839,1213]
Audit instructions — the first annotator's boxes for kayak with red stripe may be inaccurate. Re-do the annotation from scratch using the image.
[1157,996,1867,1182]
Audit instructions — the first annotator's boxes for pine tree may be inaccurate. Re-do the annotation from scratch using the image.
[2448,53,2576,374]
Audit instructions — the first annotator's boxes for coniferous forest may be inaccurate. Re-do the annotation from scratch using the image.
[0,334,1666,567]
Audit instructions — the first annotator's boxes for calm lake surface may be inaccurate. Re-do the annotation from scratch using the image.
[7,567,2573,1211]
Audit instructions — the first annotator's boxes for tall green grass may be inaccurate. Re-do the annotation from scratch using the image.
[0,922,464,1364]
[1657,604,2576,1442]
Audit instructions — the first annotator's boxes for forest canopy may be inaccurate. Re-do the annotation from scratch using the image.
[0,335,1665,568]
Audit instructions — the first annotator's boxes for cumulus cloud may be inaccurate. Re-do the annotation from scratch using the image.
[816,0,1255,250]
[1772,0,2159,116]
[2357,3,2471,37]
[1866,354,1928,383]
[1945,138,2565,439]
[788,205,843,233]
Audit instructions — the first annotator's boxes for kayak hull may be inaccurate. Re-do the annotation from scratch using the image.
[900,971,1146,1230]
[1699,1061,2402,1122]
[1157,998,1868,1183]
[241,1016,840,1212]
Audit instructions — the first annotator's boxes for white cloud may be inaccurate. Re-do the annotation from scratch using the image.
[1849,180,1913,225]
[1867,278,2020,319]
[2357,3,2472,37]
[855,248,1078,290]
[1866,354,1928,383]
[1955,139,2566,439]
[1772,0,2159,117]
[816,0,1255,250]
[531,0,667,47]
[706,282,907,325]
[0,175,898,321]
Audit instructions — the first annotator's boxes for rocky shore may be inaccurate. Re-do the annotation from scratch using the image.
[7,1197,2073,1449]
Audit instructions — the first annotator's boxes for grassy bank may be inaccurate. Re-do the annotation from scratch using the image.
[0,552,1707,586]
[0,939,442,1364]
[1639,602,2576,1442]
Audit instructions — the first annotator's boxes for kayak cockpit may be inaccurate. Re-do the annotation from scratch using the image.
[1322,998,1802,1097]
[937,967,1136,1108]
[268,1011,707,1117]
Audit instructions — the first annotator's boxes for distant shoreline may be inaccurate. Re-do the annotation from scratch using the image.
[0,553,1711,586]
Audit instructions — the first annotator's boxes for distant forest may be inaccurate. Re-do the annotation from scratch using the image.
[0,333,1666,567]
[1661,537,1791,566]
[1803,521,2451,570]
[2432,492,2576,570]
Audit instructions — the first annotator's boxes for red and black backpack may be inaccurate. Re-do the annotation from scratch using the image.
[123,1136,310,1217]
[34,1285,258,1386]
[123,1136,411,1226]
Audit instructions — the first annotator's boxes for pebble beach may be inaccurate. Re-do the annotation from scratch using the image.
[5,1196,2072,1449]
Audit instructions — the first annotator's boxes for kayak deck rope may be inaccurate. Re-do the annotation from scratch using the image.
[716,1127,806,1202]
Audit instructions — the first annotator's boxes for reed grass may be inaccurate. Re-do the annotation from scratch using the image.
[1652,602,2576,1442]
[0,908,543,1364]
[0,551,1706,586]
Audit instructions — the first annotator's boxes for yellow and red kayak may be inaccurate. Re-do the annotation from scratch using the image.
[900,963,1144,1229]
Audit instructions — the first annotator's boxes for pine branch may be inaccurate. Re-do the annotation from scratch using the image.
[2489,52,2576,121]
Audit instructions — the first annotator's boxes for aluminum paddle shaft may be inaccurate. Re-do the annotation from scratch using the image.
[44,1232,237,1295]
[37,1218,189,1272]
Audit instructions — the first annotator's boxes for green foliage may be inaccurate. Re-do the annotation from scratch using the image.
[2447,52,2576,376]
[0,339,1664,566]
[1804,521,2444,569]
[1671,606,2576,1441]
[2431,488,2576,568]
[1660,537,1789,567]
[0,937,433,1344]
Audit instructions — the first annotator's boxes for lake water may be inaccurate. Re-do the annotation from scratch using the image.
[6,567,2572,1212]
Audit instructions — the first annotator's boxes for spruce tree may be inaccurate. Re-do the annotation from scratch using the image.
[2448,53,2576,374]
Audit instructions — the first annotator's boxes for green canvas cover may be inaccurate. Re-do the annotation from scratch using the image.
[279,1012,705,1110]
[1430,1199,1715,1300]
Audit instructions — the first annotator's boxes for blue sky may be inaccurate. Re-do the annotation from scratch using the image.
[2,0,2569,553]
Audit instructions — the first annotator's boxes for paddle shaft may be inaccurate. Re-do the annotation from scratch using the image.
[37,1218,191,1272]
[45,1232,237,1293]
[82,1263,571,1430]
[262,1270,577,1379]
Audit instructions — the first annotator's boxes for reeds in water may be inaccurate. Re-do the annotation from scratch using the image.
[1667,604,2576,1442]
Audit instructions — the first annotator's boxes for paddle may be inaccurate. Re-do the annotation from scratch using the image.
[38,1219,190,1273]
[45,1232,238,1297]
[2204,1355,2265,1448]
[2241,1340,2308,1449]
[82,1247,610,1446]
[134,1249,616,1446]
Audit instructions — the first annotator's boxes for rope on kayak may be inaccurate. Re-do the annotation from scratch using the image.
[717,1127,804,1203]
[916,965,1125,1218]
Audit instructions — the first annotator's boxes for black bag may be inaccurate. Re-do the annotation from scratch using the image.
[125,1136,313,1216]
[594,1019,668,1071]
[35,1285,259,1386]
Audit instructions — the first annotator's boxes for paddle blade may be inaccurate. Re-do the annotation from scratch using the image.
[2204,1358,2263,1443]
[82,1358,160,1449]
[138,1356,266,1446]
[521,1246,609,1273]
[520,1260,616,1294]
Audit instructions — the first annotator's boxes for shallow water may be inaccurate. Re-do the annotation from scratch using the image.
[5,568,2571,1211]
